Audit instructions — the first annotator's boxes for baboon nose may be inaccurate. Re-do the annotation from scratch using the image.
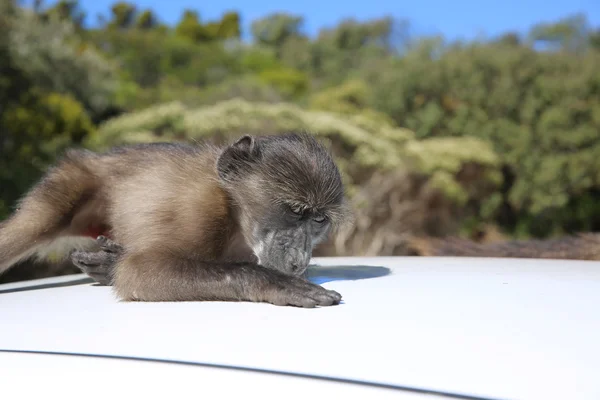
[286,249,309,274]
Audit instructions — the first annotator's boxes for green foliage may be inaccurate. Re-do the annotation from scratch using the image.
[190,75,284,105]
[109,1,136,29]
[0,0,101,220]
[88,98,501,208]
[308,17,399,86]
[175,9,241,42]
[9,6,118,117]
[238,46,308,99]
[175,10,209,42]
[309,79,395,124]
[257,67,308,99]
[42,0,86,28]
[88,101,185,145]
[528,13,595,52]
[2,0,600,241]
[368,37,600,235]
[240,46,281,72]
[310,79,371,113]
[4,91,93,149]
[136,10,158,30]
[204,11,241,40]
[0,90,95,218]
[89,25,239,93]
[251,13,304,49]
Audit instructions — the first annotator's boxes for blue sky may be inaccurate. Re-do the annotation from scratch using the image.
[44,0,600,41]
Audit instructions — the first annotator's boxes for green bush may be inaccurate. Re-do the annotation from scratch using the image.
[90,98,501,207]
[0,1,100,220]
[1,90,95,218]
[9,8,118,118]
[369,40,600,236]
[258,67,309,99]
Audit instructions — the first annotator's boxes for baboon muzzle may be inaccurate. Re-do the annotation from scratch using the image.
[284,247,311,274]
[258,227,313,276]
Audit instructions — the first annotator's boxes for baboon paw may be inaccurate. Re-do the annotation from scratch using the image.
[268,277,342,308]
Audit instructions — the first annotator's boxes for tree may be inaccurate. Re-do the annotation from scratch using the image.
[322,17,395,51]
[205,11,241,40]
[9,5,118,118]
[109,1,136,30]
[590,29,600,49]
[136,9,158,30]
[309,17,399,86]
[0,0,97,219]
[174,9,212,42]
[43,0,86,28]
[369,39,600,237]
[251,13,304,54]
[528,14,591,53]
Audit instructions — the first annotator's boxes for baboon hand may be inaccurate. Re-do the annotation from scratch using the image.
[71,236,123,286]
[266,275,342,308]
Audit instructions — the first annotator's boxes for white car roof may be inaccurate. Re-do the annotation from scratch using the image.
[1,256,599,400]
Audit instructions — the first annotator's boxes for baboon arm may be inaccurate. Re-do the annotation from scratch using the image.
[113,252,341,307]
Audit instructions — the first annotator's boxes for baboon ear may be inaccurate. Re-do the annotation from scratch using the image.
[217,135,262,182]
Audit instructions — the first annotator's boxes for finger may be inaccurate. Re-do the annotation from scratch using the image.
[326,289,342,302]
[270,290,318,308]
[288,284,342,305]
[71,251,111,267]
[299,298,318,308]
[302,285,342,305]
[291,295,318,308]
[97,236,123,253]
[308,291,338,306]
[291,280,342,301]
[287,286,336,307]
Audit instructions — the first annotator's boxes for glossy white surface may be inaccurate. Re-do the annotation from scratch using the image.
[0,352,420,400]
[1,256,600,400]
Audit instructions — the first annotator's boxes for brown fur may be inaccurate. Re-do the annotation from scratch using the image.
[407,233,600,261]
[0,134,348,307]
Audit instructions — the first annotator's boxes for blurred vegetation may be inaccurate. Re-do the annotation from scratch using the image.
[1,0,600,280]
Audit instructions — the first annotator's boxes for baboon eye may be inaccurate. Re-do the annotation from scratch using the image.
[313,215,327,223]
[290,205,304,216]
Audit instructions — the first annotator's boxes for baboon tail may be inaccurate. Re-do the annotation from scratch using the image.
[0,150,100,274]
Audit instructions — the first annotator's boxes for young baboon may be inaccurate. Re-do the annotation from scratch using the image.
[0,133,350,307]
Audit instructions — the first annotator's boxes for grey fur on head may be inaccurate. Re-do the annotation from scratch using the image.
[217,132,350,274]
[217,132,349,227]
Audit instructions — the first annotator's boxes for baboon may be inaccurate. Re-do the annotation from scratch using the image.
[0,133,350,307]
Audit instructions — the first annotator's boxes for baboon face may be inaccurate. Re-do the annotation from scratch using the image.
[217,133,347,275]
[248,201,333,275]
